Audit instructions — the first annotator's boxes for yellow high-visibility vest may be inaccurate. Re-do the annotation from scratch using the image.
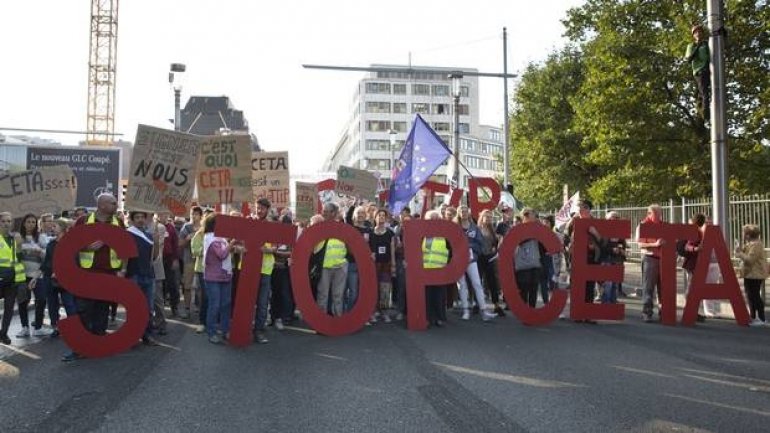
[322,239,347,269]
[422,238,449,269]
[261,243,275,275]
[0,235,25,283]
[79,213,122,269]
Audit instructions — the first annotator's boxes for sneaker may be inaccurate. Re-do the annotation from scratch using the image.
[749,319,765,327]
[369,314,378,324]
[254,332,269,344]
[195,325,205,334]
[32,327,51,337]
[0,334,10,345]
[643,314,654,323]
[433,320,444,327]
[461,310,470,321]
[482,311,496,322]
[16,327,30,338]
[395,313,404,321]
[382,314,392,324]
[274,319,284,331]
[61,351,82,362]
[208,334,223,344]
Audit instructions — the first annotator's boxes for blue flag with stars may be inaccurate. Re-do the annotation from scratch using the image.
[388,114,451,214]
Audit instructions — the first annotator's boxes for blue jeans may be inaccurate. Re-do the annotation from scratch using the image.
[600,261,620,304]
[205,280,232,337]
[344,262,359,312]
[196,273,207,325]
[254,274,272,331]
[132,274,154,337]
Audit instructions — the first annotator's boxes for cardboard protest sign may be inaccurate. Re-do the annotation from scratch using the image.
[126,125,200,216]
[196,135,252,205]
[0,165,76,217]
[252,151,289,208]
[295,182,318,220]
[335,165,378,200]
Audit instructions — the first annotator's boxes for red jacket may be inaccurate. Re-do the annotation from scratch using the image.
[637,217,662,258]
[163,222,179,260]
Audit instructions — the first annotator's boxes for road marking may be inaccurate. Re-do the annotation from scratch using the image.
[0,345,41,360]
[664,393,770,417]
[433,362,584,388]
[611,365,675,378]
[284,325,317,335]
[682,374,770,393]
[315,353,347,361]
[678,367,770,387]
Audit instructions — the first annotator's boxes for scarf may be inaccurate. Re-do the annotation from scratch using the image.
[127,226,153,245]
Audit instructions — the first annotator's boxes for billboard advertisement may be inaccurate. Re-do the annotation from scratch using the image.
[26,146,121,208]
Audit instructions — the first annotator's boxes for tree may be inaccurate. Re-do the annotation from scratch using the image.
[508,0,770,207]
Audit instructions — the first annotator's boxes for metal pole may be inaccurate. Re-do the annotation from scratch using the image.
[708,0,729,243]
[503,27,510,190]
[453,93,461,188]
[174,88,181,132]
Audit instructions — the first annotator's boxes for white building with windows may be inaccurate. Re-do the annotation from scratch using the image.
[321,65,503,189]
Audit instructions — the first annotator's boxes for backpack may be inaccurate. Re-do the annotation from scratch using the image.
[676,239,688,258]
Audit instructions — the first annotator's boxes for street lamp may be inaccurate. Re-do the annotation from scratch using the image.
[169,63,186,132]
[449,73,462,188]
[389,129,397,186]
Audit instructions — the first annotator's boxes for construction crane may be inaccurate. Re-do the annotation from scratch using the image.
[86,0,119,146]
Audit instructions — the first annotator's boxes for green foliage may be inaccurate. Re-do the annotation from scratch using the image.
[508,0,770,207]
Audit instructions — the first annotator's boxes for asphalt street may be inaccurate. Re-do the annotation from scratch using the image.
[1,298,769,433]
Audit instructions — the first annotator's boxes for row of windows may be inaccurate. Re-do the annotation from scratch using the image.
[464,155,501,171]
[365,82,470,97]
[460,138,503,154]
[365,139,406,151]
[366,120,469,134]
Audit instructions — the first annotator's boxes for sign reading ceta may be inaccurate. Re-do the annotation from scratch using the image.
[52,217,751,358]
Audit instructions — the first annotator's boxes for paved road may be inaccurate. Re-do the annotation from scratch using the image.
[1,299,769,433]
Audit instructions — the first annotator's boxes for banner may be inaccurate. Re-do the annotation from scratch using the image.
[126,125,200,216]
[0,165,76,217]
[335,165,378,200]
[252,151,289,208]
[196,135,252,205]
[295,182,318,220]
[26,146,121,207]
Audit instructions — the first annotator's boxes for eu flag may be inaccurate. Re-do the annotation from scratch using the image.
[388,114,451,214]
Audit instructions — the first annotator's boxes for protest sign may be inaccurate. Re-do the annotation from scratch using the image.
[295,182,317,220]
[27,146,121,207]
[335,165,378,200]
[252,151,289,208]
[126,125,200,216]
[196,135,252,205]
[0,165,76,216]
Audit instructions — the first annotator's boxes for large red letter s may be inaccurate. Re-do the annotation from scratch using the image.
[403,219,469,331]
[53,224,148,358]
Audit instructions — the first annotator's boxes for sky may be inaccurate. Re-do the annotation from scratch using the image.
[0,0,585,176]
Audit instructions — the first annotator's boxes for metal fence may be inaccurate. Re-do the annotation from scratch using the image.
[594,194,770,255]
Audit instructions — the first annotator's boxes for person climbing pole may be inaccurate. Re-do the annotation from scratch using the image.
[685,24,710,120]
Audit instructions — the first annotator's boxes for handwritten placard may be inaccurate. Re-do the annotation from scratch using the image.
[252,151,289,208]
[335,165,378,200]
[196,135,252,205]
[126,125,201,216]
[0,165,76,217]
[294,182,318,220]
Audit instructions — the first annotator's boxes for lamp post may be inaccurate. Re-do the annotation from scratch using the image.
[449,73,462,189]
[169,63,186,132]
[389,129,397,187]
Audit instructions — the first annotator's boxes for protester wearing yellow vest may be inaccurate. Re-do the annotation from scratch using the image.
[315,202,349,317]
[253,198,277,344]
[0,212,26,345]
[423,210,450,327]
[62,194,124,362]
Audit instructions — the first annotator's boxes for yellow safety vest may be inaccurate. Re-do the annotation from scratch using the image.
[422,238,449,269]
[261,243,275,275]
[0,235,26,283]
[323,239,347,269]
[79,213,122,269]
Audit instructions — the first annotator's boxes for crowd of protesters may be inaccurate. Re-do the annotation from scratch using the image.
[0,194,768,358]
